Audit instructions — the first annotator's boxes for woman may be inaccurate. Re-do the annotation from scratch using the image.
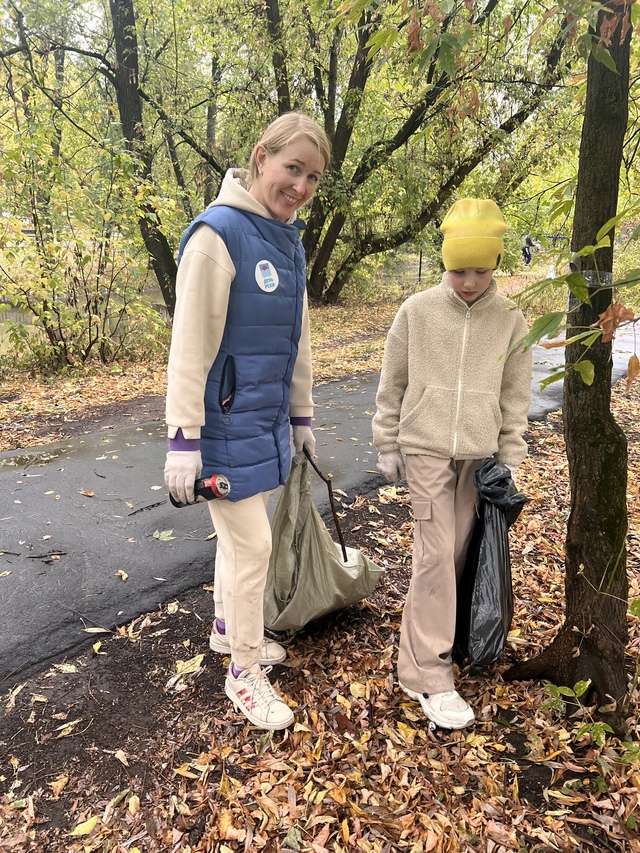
[164,112,331,730]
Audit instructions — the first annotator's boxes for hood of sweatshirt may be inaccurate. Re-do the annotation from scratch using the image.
[210,168,300,225]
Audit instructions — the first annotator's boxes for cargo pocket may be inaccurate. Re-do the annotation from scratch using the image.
[412,498,438,567]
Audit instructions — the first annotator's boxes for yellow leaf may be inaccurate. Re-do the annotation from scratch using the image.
[349,681,367,699]
[625,354,640,393]
[328,786,347,804]
[84,627,110,634]
[341,817,350,843]
[397,721,417,745]
[115,569,128,582]
[56,718,82,738]
[218,809,246,841]
[47,775,69,797]
[167,601,179,614]
[175,653,205,675]
[174,763,199,779]
[0,571,11,578]
[128,794,140,816]
[70,815,99,836]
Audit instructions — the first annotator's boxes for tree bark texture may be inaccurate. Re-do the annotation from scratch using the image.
[505,3,632,728]
[108,0,177,316]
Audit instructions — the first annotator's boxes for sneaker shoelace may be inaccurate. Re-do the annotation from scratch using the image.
[235,666,281,713]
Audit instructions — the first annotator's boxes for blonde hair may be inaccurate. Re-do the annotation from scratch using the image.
[248,112,331,181]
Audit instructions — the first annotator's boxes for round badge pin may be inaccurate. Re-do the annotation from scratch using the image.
[255,260,279,292]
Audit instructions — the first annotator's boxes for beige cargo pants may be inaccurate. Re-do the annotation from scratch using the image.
[398,455,482,695]
[208,492,272,671]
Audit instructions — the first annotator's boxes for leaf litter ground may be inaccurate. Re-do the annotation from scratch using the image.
[2,290,640,852]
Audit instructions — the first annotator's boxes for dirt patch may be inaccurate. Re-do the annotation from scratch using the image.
[3,395,166,449]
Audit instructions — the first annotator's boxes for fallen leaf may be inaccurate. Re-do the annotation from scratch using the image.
[47,775,69,797]
[114,749,129,766]
[69,815,99,836]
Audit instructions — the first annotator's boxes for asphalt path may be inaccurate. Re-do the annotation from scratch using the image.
[0,329,635,687]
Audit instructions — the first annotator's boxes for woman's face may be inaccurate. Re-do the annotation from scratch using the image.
[249,137,326,222]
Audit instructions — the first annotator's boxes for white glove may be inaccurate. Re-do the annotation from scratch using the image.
[164,450,202,505]
[292,425,316,456]
[377,450,406,483]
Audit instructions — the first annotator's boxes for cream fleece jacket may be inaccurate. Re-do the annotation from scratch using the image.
[372,276,532,467]
[166,169,314,440]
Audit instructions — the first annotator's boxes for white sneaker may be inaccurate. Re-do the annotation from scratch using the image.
[399,680,475,729]
[209,623,286,665]
[225,664,294,730]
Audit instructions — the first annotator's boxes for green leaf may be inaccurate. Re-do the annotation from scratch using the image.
[153,529,176,541]
[549,198,573,223]
[630,598,640,618]
[595,212,627,242]
[592,46,618,74]
[523,311,566,347]
[571,244,596,260]
[539,367,568,392]
[565,272,590,305]
[573,679,591,698]
[578,331,601,348]
[573,360,594,385]
[613,268,640,288]
[556,685,576,697]
[282,826,303,850]
[438,33,465,77]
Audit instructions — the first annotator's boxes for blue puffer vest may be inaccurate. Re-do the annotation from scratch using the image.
[177,205,307,502]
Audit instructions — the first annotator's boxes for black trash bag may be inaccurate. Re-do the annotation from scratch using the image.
[454,458,528,671]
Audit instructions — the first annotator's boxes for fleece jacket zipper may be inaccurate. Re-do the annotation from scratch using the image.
[452,305,471,457]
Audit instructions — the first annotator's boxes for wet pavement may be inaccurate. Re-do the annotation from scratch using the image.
[0,329,636,687]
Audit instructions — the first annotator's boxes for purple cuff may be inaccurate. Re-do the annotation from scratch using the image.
[290,417,312,427]
[169,428,201,452]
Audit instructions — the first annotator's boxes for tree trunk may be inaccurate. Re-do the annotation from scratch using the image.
[108,0,177,317]
[303,11,380,283]
[505,3,632,733]
[264,0,291,114]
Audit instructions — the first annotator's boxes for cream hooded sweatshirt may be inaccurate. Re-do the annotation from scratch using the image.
[166,169,314,440]
[372,276,532,467]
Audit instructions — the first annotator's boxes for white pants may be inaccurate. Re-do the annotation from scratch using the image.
[208,492,271,670]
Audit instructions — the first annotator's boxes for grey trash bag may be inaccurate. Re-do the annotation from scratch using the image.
[263,452,384,632]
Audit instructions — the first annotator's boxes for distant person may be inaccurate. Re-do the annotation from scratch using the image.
[372,198,532,729]
[164,112,331,730]
[522,235,535,265]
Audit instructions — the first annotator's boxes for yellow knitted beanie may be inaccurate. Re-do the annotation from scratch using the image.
[440,198,508,271]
